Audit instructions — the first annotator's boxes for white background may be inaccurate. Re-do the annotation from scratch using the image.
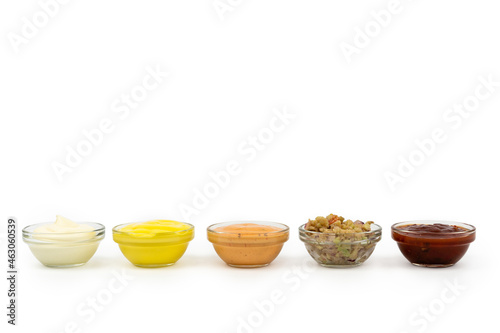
[1,1,499,332]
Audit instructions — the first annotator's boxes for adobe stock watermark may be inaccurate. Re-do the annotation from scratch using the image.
[7,0,72,54]
[178,106,295,222]
[53,269,134,333]
[384,74,498,191]
[235,258,317,333]
[51,64,168,182]
[399,279,466,333]
[212,0,245,21]
[339,0,418,64]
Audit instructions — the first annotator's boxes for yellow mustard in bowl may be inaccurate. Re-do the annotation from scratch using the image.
[113,220,194,268]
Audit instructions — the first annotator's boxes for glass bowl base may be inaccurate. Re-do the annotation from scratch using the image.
[319,262,362,268]
[227,263,270,268]
[411,262,455,268]
[43,262,87,268]
[133,263,175,268]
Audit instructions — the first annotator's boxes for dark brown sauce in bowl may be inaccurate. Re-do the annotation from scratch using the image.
[391,221,476,267]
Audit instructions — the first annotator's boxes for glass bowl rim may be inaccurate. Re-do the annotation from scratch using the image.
[22,222,105,245]
[207,221,290,235]
[391,220,476,236]
[112,221,195,236]
[22,222,105,236]
[298,222,382,236]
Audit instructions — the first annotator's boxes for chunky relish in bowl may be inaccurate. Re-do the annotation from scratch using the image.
[299,214,382,268]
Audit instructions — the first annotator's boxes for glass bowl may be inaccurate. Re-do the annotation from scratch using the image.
[299,223,382,268]
[22,222,105,268]
[391,221,476,267]
[207,221,289,268]
[112,220,194,268]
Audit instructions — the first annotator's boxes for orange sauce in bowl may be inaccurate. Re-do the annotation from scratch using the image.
[207,223,289,267]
